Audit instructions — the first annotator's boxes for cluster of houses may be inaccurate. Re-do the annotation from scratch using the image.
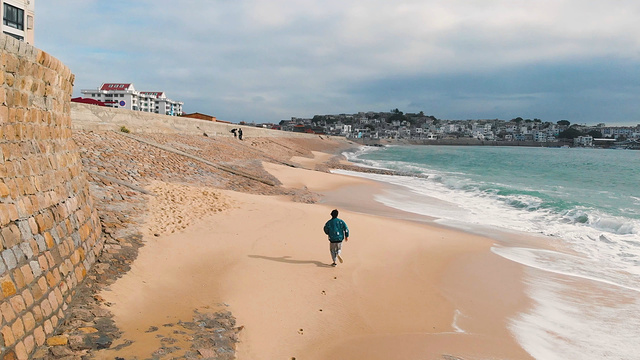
[273,111,640,147]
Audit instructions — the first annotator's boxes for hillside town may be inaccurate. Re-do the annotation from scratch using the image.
[268,110,640,148]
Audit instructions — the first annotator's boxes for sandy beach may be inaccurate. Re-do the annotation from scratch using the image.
[87,147,534,360]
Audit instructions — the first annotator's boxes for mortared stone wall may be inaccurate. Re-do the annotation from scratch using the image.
[0,35,102,359]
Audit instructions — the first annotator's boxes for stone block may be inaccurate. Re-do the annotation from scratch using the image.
[37,255,48,273]
[1,224,20,248]
[53,286,63,306]
[43,232,54,249]
[31,305,42,322]
[0,105,7,123]
[4,52,19,72]
[9,295,26,313]
[40,298,52,317]
[37,276,47,294]
[45,271,56,288]
[13,341,27,360]
[0,275,16,297]
[2,350,17,360]
[0,204,11,227]
[7,204,19,223]
[19,264,34,284]
[44,251,55,269]
[23,334,35,356]
[11,246,25,265]
[22,312,35,333]
[33,326,45,346]
[0,300,16,322]
[17,220,33,242]
[1,249,17,270]
[35,50,45,65]
[33,234,45,253]
[12,268,25,288]
[11,318,24,339]
[0,182,9,197]
[30,280,43,301]
[17,241,33,262]
[34,213,45,232]
[43,319,53,335]
[74,265,86,282]
[1,325,15,347]
[21,288,33,307]
[45,335,67,346]
[4,73,15,86]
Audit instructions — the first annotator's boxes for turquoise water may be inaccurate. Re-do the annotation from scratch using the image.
[347,145,640,251]
[340,145,640,360]
[357,145,639,220]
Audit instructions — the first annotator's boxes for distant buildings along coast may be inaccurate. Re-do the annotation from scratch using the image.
[79,83,184,116]
[1,0,34,44]
[276,112,640,148]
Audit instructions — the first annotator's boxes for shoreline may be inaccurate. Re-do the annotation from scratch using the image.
[263,161,534,359]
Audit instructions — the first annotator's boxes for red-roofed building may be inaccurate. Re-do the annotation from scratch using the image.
[71,97,106,106]
[81,83,184,116]
[182,112,217,122]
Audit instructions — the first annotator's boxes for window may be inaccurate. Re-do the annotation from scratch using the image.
[3,31,23,40]
[3,4,24,30]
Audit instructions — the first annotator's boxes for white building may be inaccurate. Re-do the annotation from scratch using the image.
[81,83,183,116]
[2,0,35,44]
[574,135,593,147]
[533,131,547,142]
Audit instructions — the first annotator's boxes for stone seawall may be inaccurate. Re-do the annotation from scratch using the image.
[0,35,102,359]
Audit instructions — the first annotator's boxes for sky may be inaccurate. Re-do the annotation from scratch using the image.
[37,1,640,126]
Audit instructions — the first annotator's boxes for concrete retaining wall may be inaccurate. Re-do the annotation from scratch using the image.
[0,35,102,359]
[71,102,317,139]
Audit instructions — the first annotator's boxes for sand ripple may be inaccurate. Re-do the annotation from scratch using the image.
[145,181,233,235]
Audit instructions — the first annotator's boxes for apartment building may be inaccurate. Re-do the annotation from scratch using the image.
[81,83,184,116]
[1,0,34,44]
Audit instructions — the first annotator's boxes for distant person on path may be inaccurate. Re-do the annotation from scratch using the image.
[238,128,243,140]
[323,209,349,267]
[230,128,237,138]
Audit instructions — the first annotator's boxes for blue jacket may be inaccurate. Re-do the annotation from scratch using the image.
[324,218,349,243]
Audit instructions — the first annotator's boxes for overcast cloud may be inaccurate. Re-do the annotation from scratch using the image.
[37,0,640,125]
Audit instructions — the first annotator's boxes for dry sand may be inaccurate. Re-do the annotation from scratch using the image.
[95,154,534,359]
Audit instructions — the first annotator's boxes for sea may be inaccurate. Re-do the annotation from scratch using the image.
[338,145,640,360]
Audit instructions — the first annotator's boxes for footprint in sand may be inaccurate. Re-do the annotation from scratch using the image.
[297,329,303,335]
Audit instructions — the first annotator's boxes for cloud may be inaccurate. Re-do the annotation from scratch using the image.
[36,0,640,124]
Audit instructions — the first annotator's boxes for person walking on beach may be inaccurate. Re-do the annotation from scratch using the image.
[238,128,243,140]
[230,128,237,138]
[323,209,349,267]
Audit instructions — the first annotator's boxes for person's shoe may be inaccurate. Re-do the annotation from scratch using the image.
[337,254,343,263]
[331,262,337,267]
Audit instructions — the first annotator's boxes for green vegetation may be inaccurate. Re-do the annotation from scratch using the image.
[559,127,582,139]
[120,126,131,133]
[587,130,603,138]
